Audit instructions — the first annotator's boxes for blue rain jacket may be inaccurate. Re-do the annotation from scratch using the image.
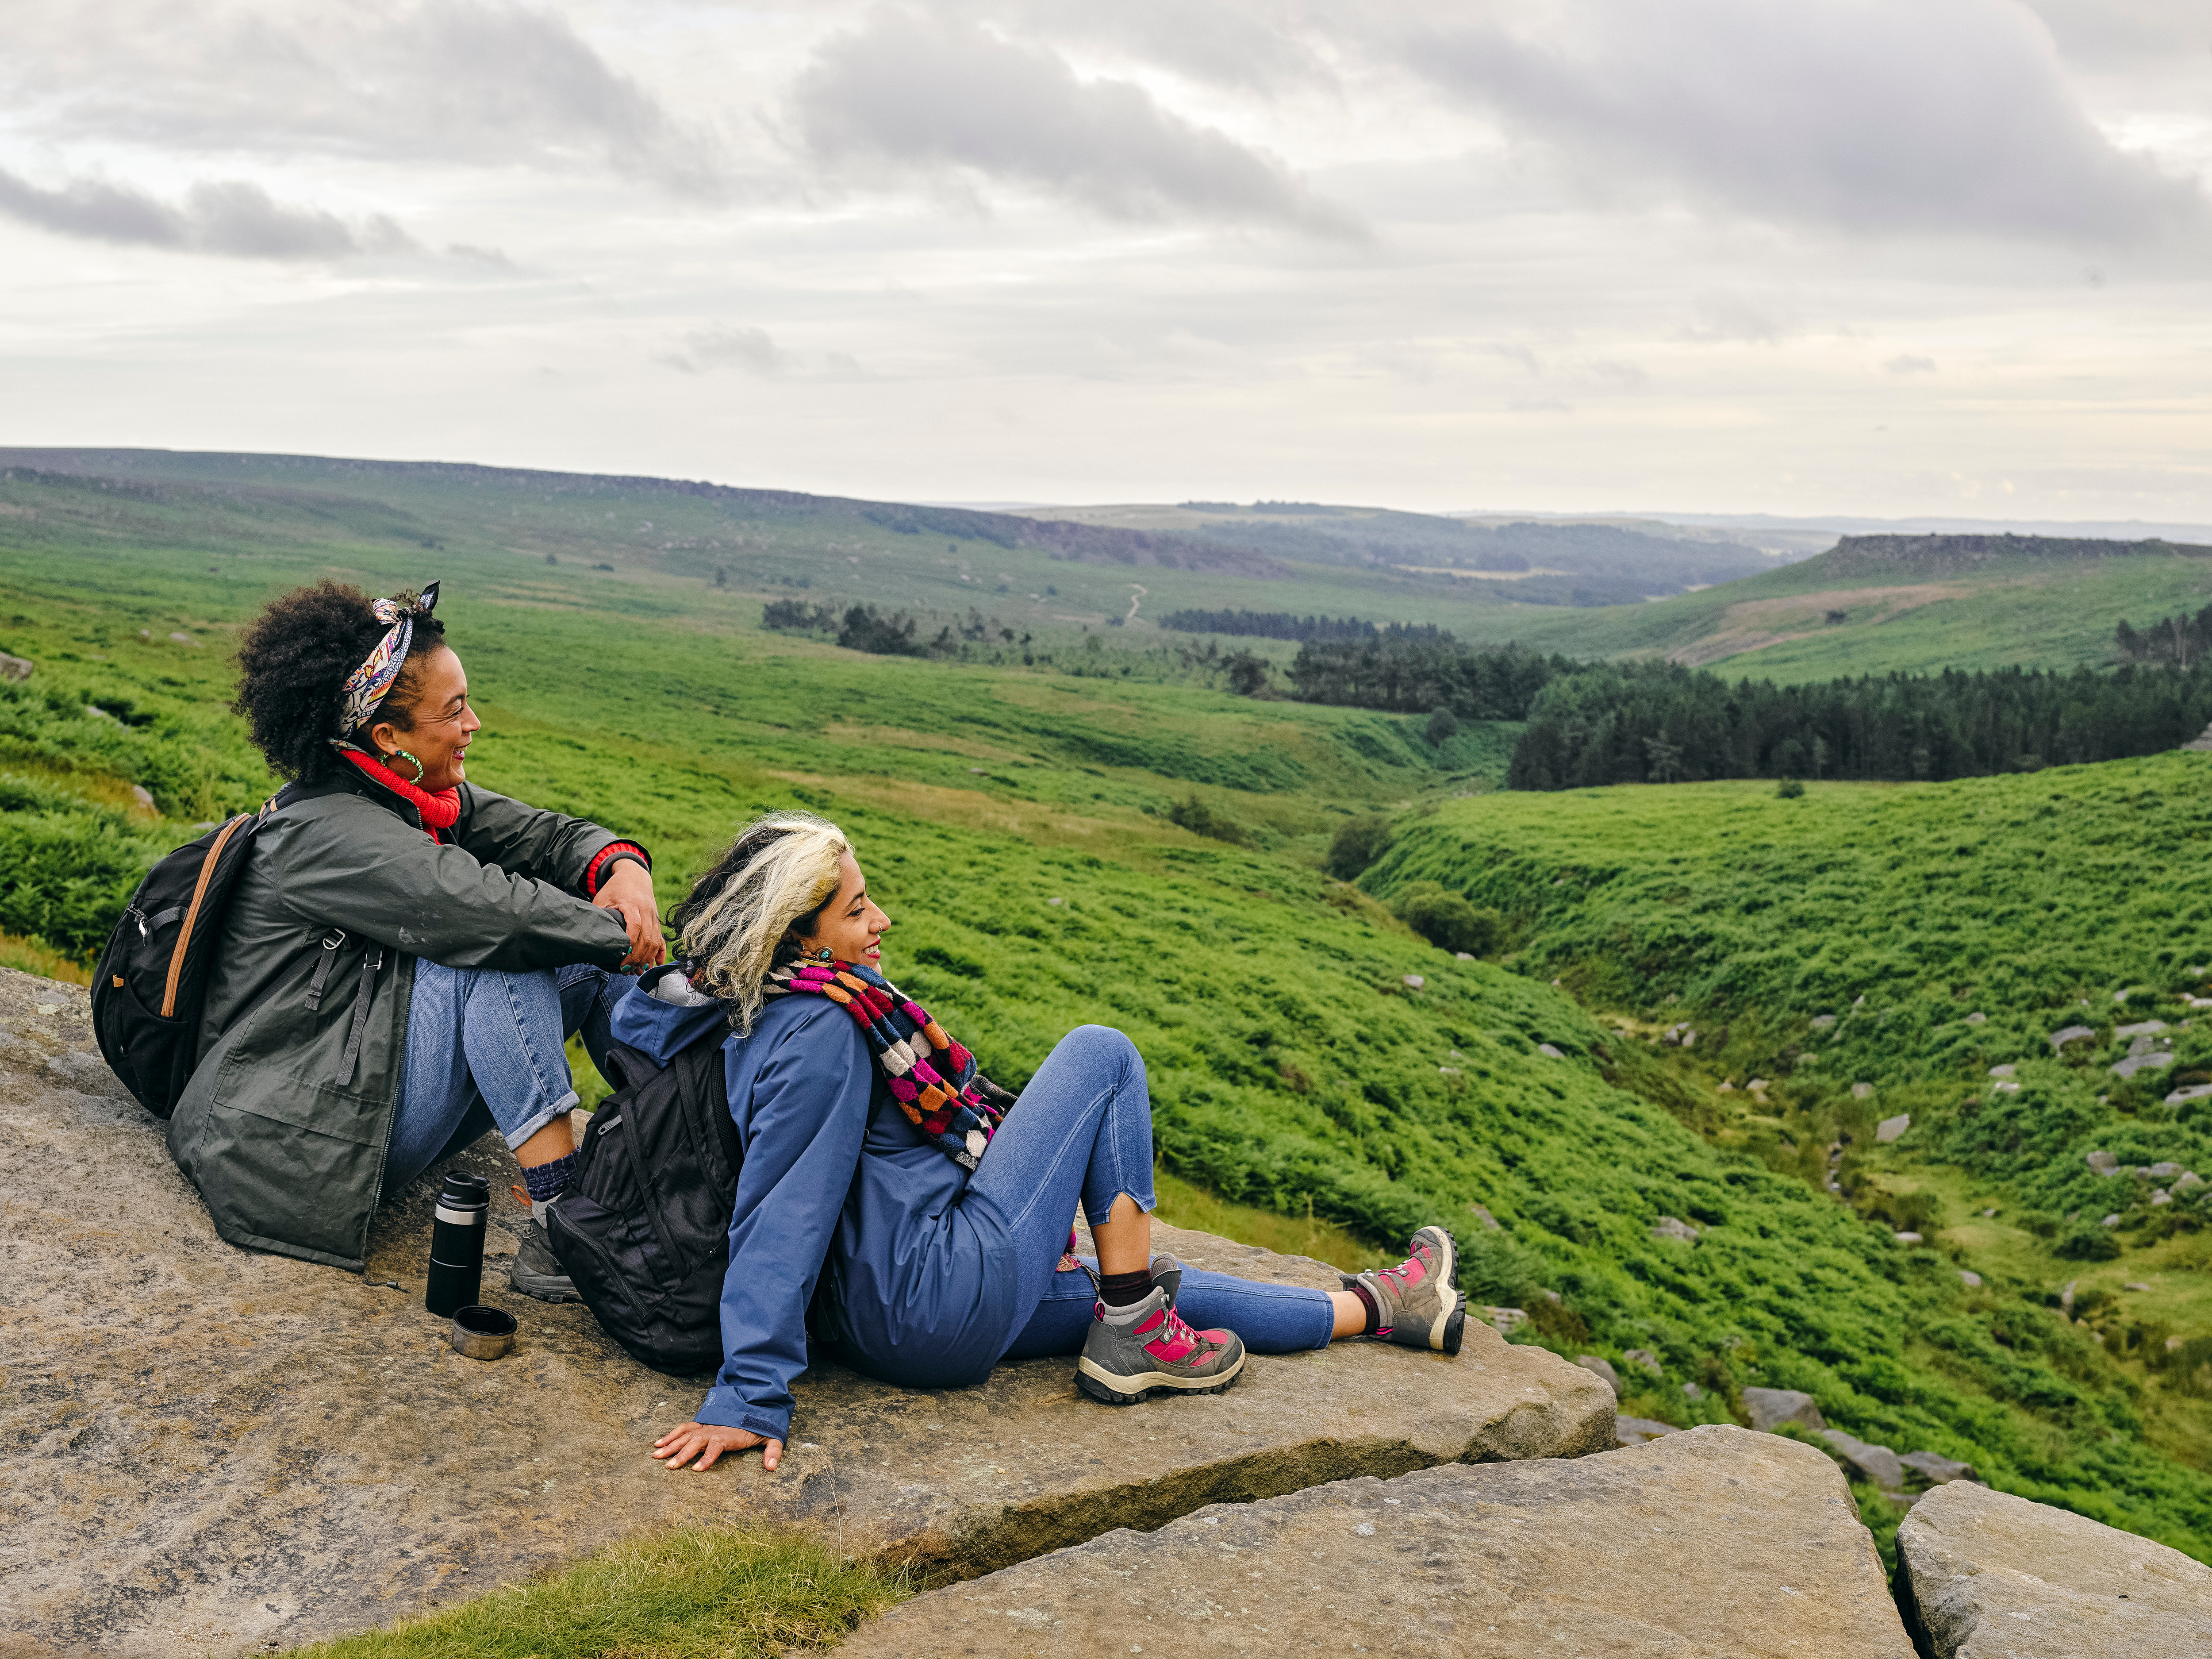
[608,983,1022,1444]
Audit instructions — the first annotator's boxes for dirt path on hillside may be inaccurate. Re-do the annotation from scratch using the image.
[1668,582,1972,667]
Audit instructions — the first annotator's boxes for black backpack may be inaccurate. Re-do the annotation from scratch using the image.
[548,985,742,1374]
[92,796,285,1118]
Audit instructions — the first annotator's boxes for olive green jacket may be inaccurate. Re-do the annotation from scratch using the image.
[167,768,636,1270]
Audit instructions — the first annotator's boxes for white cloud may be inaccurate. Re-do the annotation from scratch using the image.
[0,167,415,260]
[1885,354,1938,374]
[661,326,790,376]
[791,9,1361,236]
[3,0,727,197]
[1397,0,2208,244]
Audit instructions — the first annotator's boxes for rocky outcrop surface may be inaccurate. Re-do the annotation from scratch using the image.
[1895,1480,2212,1657]
[0,970,1613,1658]
[839,1425,1912,1658]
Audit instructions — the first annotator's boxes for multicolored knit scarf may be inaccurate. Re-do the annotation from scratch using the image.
[766,960,1009,1170]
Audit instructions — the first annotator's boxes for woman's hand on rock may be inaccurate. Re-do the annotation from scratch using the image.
[595,862,667,968]
[652,1422,782,1472]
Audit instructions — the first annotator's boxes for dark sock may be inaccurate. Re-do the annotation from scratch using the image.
[522,1151,579,1206]
[1097,1268,1156,1308]
[1349,1280,1382,1335]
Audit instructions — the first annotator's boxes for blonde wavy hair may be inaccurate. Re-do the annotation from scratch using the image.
[674,811,852,1032]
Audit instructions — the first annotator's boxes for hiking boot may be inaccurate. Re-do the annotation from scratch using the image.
[509,1216,580,1303]
[1075,1265,1244,1405]
[1344,1225,1466,1355]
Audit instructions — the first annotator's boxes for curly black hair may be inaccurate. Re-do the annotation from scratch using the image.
[232,580,449,781]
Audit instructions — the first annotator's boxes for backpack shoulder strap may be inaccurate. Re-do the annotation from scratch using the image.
[674,1032,741,1188]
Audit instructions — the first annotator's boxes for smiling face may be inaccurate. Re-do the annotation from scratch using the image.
[367,644,480,792]
[792,851,891,968]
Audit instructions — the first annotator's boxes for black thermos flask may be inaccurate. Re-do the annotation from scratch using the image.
[425,1172,491,1318]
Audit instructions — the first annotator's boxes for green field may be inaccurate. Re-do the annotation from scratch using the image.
[4,452,2210,1581]
[1485,536,2212,681]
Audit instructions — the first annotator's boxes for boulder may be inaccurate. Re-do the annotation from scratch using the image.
[1820,1428,1908,1496]
[2113,1051,2176,1079]
[2150,1160,2185,1179]
[2086,1149,2121,1175]
[1574,1355,1621,1397]
[1622,1347,1663,1376]
[2178,1170,2206,1193]
[2115,1020,2168,1039]
[2050,1024,2096,1050]
[1743,1386,1827,1433]
[1964,1012,1986,1024]
[2164,1085,2212,1105]
[1987,1063,2017,1078]
[1896,1479,2212,1658]
[1898,1450,1981,1490]
[1853,1082,1875,1099]
[0,650,31,681]
[0,970,1617,1658]
[1402,974,1425,989]
[1651,1216,1700,1244]
[839,1427,1912,1659]
[1812,1014,1838,1029]
[1959,1270,1983,1289]
[1875,1113,1911,1143]
[1614,1415,1677,1445]
[1536,1042,1565,1059]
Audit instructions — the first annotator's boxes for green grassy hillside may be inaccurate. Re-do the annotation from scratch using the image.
[5,454,2211,1570]
[1483,535,2212,681]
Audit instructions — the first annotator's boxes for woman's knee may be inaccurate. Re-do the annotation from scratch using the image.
[1058,1023,1141,1081]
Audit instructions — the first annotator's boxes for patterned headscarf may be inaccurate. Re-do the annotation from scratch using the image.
[334,583,439,738]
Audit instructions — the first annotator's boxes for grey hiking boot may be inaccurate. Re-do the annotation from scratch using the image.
[509,1216,580,1303]
[1343,1225,1466,1355]
[1075,1255,1244,1405]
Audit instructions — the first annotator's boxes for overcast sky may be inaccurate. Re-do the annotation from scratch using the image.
[1,0,2206,518]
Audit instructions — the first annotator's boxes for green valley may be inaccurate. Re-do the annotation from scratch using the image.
[4,451,2210,1576]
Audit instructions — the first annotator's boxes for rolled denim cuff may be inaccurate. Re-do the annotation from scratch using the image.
[501,1088,580,1151]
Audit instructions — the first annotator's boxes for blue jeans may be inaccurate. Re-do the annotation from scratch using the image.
[962,1024,1336,1359]
[383,961,622,1197]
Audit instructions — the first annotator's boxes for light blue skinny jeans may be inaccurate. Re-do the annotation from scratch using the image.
[974,1025,1338,1360]
[383,961,622,1197]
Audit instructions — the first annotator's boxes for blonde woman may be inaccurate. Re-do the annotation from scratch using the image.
[632,813,1467,1473]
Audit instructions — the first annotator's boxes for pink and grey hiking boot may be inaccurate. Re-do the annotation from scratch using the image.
[1075,1257,1246,1405]
[1344,1225,1467,1355]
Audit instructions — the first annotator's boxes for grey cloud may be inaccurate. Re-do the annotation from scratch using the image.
[1886,354,1939,374]
[1589,359,1648,389]
[992,0,1333,94]
[10,0,724,198]
[0,167,415,260]
[661,327,790,376]
[793,9,1360,237]
[1401,0,2207,244]
[1687,292,1789,343]
[2018,0,2205,65]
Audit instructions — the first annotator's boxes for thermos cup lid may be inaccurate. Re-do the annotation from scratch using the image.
[449,1304,517,1361]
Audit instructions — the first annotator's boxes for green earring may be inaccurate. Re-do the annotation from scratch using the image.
[391,748,426,785]
[808,946,834,963]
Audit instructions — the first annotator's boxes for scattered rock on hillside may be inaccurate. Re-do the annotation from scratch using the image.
[1821,1429,1909,1497]
[1895,1478,2212,1659]
[1959,1270,1983,1288]
[1487,1306,1530,1334]
[2102,1212,2124,1227]
[838,1428,1914,1659]
[2112,1052,2175,1078]
[1876,1113,1912,1143]
[1743,1386,1827,1434]
[1651,1216,1701,1244]
[0,651,31,681]
[0,970,1617,1658]
[1896,1231,1924,1245]
[1853,1082,1875,1099]
[2165,1084,2212,1105]
[167,630,197,645]
[1537,1043,1565,1059]
[1965,1012,1986,1025]
[1898,1451,1981,1490]
[1988,1063,2017,1078]
[1575,1356,1621,1398]
[2116,1020,2168,1039]
[1812,1014,1837,1029]
[1615,1415,1678,1445]
[1623,1347,1662,1376]
[2150,1160,2185,1178]
[2051,1024,2096,1050]
[2178,1171,2206,1193]
[1402,973,1425,989]
[2086,1149,2121,1175]
[1467,1201,1502,1229]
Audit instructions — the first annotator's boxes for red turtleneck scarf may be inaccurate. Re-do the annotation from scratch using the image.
[340,747,461,839]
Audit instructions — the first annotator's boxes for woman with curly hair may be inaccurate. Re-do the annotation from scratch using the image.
[166,578,663,1294]
[619,813,1468,1474]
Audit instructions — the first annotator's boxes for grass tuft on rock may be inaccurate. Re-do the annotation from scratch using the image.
[281,1523,906,1659]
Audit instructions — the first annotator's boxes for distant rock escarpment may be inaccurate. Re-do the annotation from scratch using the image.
[1821,531,2209,578]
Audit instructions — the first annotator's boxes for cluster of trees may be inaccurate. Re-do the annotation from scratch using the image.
[1506,660,2212,790]
[1288,631,1572,720]
[2116,604,2212,668]
[1158,609,1386,642]
[762,601,1019,658]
